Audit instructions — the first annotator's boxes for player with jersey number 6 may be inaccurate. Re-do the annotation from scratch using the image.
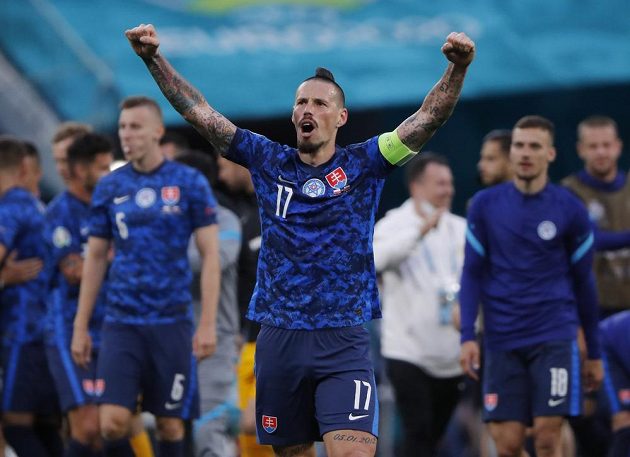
[125,22,474,457]
[71,96,221,457]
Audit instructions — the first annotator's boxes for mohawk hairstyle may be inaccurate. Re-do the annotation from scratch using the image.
[304,67,346,107]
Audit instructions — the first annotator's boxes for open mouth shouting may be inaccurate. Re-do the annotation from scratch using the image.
[299,119,316,138]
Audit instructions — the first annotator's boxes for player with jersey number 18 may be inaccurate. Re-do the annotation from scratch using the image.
[460,115,603,457]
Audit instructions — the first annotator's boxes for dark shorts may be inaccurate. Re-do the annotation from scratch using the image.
[2,342,60,414]
[602,350,630,415]
[482,339,581,424]
[46,342,100,412]
[97,321,199,419]
[255,325,378,446]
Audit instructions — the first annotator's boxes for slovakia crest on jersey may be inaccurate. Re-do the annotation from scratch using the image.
[619,389,630,405]
[161,186,180,205]
[262,415,277,433]
[302,178,326,198]
[325,167,348,190]
[484,393,498,411]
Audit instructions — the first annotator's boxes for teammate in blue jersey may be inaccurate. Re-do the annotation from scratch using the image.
[126,23,475,457]
[599,311,630,457]
[0,136,61,457]
[71,96,221,457]
[45,132,114,457]
[459,115,603,457]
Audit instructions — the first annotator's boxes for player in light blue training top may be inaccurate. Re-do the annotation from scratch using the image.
[71,96,221,457]
[459,115,603,457]
[126,23,475,457]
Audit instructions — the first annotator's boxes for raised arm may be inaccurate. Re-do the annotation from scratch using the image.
[396,32,475,152]
[125,24,237,155]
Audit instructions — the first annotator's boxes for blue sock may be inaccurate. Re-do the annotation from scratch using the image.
[3,425,50,457]
[66,438,97,457]
[157,439,184,457]
[609,427,630,457]
[103,438,135,457]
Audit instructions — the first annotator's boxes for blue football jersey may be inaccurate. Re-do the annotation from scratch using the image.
[600,310,630,368]
[44,190,106,347]
[225,128,395,329]
[0,187,48,345]
[460,182,600,356]
[88,160,217,324]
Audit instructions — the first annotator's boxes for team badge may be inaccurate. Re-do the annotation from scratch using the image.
[302,178,326,198]
[83,379,95,396]
[484,393,498,412]
[587,200,605,223]
[325,167,348,190]
[161,186,181,205]
[619,389,630,405]
[52,226,72,248]
[94,379,105,397]
[262,415,277,433]
[537,221,557,240]
[135,188,156,208]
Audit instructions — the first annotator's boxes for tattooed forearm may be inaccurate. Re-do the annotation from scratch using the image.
[143,55,236,154]
[398,62,468,152]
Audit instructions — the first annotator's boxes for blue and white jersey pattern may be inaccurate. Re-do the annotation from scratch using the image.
[0,188,48,345]
[225,128,395,330]
[88,160,217,325]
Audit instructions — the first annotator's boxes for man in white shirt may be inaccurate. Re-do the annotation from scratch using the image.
[374,152,465,457]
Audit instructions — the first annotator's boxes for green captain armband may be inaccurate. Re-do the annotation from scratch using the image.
[378,130,417,166]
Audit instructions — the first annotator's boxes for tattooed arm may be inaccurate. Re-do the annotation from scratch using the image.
[125,24,236,155]
[396,32,475,152]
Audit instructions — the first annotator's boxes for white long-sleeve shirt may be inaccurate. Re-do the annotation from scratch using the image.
[374,198,465,378]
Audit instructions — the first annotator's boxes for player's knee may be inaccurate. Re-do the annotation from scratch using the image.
[72,419,101,444]
[328,449,374,457]
[494,439,523,457]
[155,417,184,441]
[272,443,315,457]
[100,412,131,440]
[533,424,562,456]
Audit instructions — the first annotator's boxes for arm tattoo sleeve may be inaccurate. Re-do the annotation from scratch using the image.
[398,63,467,152]
[143,55,236,155]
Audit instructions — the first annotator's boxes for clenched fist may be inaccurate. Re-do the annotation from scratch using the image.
[442,32,475,67]
[125,23,161,59]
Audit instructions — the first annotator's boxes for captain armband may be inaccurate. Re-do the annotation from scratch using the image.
[378,130,418,166]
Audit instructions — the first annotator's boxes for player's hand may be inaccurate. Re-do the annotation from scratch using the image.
[419,208,445,238]
[442,32,475,67]
[125,24,160,59]
[583,358,603,392]
[71,325,92,369]
[0,250,43,285]
[59,253,83,285]
[460,340,481,380]
[193,324,217,360]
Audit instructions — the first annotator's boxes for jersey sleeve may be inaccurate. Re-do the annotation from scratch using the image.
[565,198,601,358]
[189,171,218,229]
[224,128,278,170]
[0,202,21,251]
[44,204,82,267]
[459,193,488,343]
[88,180,112,239]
